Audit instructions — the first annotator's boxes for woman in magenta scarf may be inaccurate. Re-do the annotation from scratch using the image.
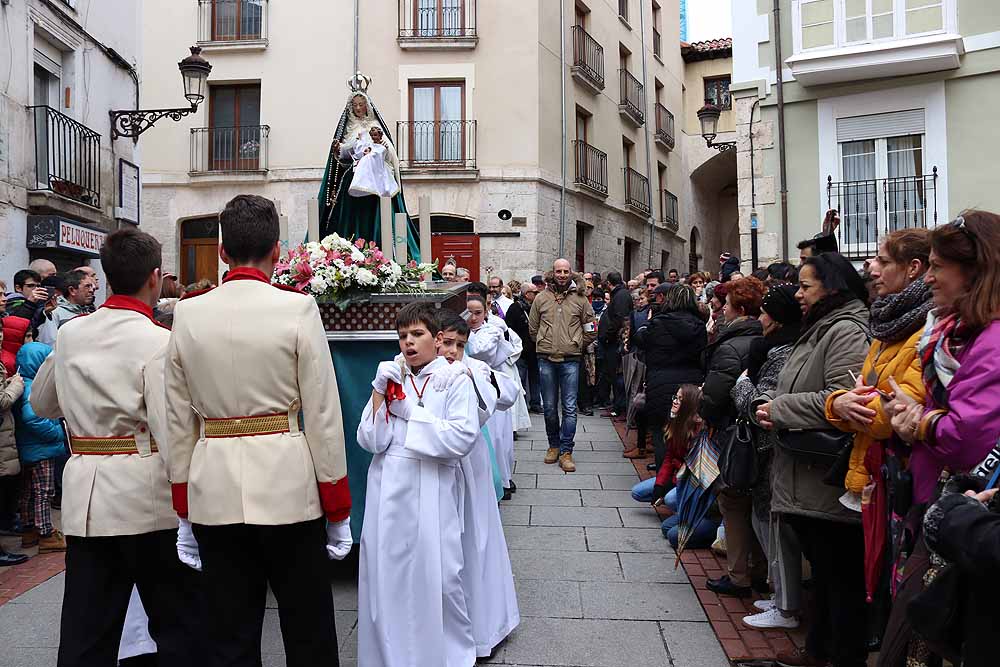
[890,210,1000,503]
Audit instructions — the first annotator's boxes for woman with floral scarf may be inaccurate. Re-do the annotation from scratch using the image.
[826,229,933,509]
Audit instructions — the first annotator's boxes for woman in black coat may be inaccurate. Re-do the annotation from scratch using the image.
[630,284,707,467]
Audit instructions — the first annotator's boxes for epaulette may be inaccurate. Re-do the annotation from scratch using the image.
[180,287,215,301]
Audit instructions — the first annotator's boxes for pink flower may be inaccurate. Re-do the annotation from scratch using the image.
[293,260,313,285]
[343,256,354,266]
[373,250,384,262]
[407,260,417,269]
[355,238,366,249]
[274,259,290,274]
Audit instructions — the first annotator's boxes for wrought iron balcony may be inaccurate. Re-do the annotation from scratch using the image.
[198,0,268,43]
[653,27,661,58]
[398,0,477,46]
[624,168,651,217]
[618,69,644,126]
[28,106,101,208]
[661,189,679,231]
[573,140,608,197]
[655,103,674,151]
[190,125,270,173]
[826,167,938,259]
[397,120,477,170]
[571,25,605,93]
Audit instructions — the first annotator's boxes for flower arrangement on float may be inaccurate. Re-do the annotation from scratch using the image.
[272,233,436,310]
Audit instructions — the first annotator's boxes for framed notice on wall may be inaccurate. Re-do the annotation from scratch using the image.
[117,158,140,224]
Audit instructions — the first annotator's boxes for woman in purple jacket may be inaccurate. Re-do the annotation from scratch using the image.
[890,210,1000,502]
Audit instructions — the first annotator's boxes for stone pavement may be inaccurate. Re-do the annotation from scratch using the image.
[0,414,730,666]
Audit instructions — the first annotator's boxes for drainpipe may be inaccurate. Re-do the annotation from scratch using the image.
[558,0,568,258]
[773,0,789,261]
[354,0,360,76]
[638,0,655,268]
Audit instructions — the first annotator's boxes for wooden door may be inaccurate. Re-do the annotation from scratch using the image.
[180,217,220,286]
[432,234,479,283]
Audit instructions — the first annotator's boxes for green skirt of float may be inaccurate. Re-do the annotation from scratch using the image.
[317,158,421,262]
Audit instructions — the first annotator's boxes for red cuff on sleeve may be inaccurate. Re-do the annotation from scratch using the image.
[318,479,352,522]
[171,483,189,519]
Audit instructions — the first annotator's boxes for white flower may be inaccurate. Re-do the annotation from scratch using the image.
[355,267,378,287]
[309,275,328,293]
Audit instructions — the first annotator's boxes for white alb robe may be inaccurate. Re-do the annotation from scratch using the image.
[466,322,517,486]
[356,356,480,667]
[462,357,520,656]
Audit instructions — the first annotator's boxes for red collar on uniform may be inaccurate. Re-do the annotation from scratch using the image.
[100,295,154,321]
[222,267,271,285]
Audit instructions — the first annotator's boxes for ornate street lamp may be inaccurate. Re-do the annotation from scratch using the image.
[110,47,212,140]
[697,99,735,152]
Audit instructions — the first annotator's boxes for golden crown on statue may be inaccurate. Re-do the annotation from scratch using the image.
[348,71,371,93]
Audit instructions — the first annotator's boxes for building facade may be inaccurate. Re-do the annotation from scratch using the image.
[731,0,1000,266]
[139,0,694,285]
[0,0,143,296]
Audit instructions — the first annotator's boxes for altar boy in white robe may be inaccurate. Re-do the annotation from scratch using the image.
[437,313,520,658]
[465,294,519,499]
[357,302,481,667]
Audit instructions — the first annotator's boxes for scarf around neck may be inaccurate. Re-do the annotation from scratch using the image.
[869,277,934,343]
[918,310,973,408]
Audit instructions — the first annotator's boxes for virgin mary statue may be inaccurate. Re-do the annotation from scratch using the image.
[317,83,420,261]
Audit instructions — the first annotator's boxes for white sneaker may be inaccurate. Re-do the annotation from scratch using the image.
[753,597,776,612]
[742,608,799,629]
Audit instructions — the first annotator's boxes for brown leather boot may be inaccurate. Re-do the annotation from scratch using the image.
[38,530,67,553]
[544,448,560,464]
[558,453,576,473]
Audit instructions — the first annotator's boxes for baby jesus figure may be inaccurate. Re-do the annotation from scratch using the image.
[348,126,400,198]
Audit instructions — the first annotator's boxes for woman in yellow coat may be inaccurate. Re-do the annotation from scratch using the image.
[825,229,933,507]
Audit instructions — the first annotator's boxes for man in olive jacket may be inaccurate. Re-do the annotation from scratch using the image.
[528,258,597,472]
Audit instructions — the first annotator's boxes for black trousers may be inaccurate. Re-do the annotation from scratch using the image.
[787,515,868,667]
[57,529,205,667]
[193,518,338,667]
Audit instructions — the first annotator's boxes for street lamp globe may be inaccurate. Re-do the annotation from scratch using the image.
[178,46,212,107]
[697,100,722,145]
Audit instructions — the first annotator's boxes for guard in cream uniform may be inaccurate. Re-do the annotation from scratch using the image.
[30,228,204,667]
[164,194,352,667]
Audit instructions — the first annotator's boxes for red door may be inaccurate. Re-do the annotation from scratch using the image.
[432,234,480,282]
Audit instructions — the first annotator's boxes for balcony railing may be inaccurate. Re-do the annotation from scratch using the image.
[571,25,605,92]
[653,27,661,58]
[398,0,476,41]
[397,120,477,169]
[661,189,679,231]
[198,0,267,43]
[573,140,608,196]
[190,125,270,173]
[28,106,101,208]
[826,167,938,259]
[624,168,651,216]
[618,69,644,125]
[655,103,675,150]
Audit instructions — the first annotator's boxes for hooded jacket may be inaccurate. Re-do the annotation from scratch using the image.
[1,316,31,377]
[762,298,870,522]
[700,317,764,429]
[632,310,707,416]
[528,272,597,361]
[14,343,66,466]
[0,364,24,477]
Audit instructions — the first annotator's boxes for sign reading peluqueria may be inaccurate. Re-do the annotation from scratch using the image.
[27,215,107,258]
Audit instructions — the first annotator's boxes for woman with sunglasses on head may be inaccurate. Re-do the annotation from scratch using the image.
[883,211,1000,667]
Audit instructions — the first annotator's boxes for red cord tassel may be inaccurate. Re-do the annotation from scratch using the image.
[384,381,406,422]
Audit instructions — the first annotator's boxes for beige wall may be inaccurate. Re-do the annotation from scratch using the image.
[683,57,734,136]
[946,71,1000,216]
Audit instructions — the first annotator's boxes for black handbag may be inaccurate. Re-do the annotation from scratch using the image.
[718,420,760,492]
[906,562,964,664]
[777,428,854,466]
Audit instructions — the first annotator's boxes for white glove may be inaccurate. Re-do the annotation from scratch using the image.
[326,518,353,560]
[176,518,202,571]
[372,360,403,394]
[388,394,414,420]
[432,360,469,392]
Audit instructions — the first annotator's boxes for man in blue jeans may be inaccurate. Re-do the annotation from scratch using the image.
[528,259,597,473]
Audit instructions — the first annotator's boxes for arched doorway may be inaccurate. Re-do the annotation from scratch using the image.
[179,216,219,286]
[689,227,701,274]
